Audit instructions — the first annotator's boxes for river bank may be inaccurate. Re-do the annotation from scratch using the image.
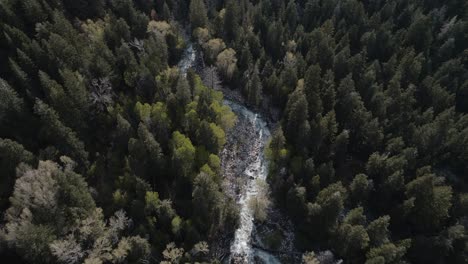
[178,35,299,264]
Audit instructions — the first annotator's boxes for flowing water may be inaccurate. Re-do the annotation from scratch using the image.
[178,42,196,76]
[222,101,279,264]
[179,39,287,264]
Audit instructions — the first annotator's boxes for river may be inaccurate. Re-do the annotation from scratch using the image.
[222,100,281,264]
[178,40,294,263]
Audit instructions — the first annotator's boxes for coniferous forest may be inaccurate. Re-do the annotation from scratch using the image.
[0,0,467,263]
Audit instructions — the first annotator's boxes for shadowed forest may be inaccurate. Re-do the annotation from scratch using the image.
[0,0,467,263]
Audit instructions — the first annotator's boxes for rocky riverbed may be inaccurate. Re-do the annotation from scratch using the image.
[179,34,298,264]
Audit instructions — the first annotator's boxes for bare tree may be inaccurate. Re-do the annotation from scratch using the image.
[128,38,145,52]
[89,77,113,112]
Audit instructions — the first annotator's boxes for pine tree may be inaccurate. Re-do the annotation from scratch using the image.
[0,138,35,208]
[192,171,225,233]
[33,99,88,167]
[189,0,208,29]
[171,131,195,179]
[9,58,31,96]
[223,0,240,43]
[404,172,453,231]
[137,123,163,171]
[0,78,25,122]
[366,215,390,246]
[247,64,262,107]
[38,71,72,124]
[284,86,309,149]
[175,75,192,107]
[350,173,372,206]
[304,64,323,117]
[285,0,298,31]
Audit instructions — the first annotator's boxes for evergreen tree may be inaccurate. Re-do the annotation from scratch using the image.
[33,100,88,167]
[284,86,309,152]
[0,79,25,122]
[189,0,208,29]
[246,63,262,107]
[0,1,467,263]
[304,64,323,117]
[404,172,453,231]
[285,0,298,31]
[0,138,35,209]
[223,0,240,43]
[175,75,192,107]
[171,131,195,179]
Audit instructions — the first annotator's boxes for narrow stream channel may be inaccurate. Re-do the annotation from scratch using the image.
[179,40,284,264]
[223,101,280,264]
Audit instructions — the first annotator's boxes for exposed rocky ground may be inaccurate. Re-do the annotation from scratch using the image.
[187,37,340,264]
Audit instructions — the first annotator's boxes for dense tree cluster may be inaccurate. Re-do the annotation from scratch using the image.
[1,0,467,263]
[189,0,468,263]
[0,0,238,262]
